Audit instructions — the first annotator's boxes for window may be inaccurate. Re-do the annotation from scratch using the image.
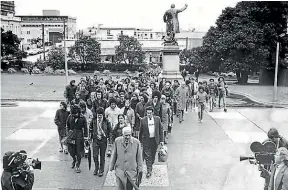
[27,31,30,34]
[134,31,136,36]
[120,31,123,35]
[107,30,111,35]
[27,39,31,42]
[150,34,153,39]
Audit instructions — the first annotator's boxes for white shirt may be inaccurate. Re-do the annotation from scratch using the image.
[148,117,155,138]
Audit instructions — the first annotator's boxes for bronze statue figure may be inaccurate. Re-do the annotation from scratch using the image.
[163,3,188,46]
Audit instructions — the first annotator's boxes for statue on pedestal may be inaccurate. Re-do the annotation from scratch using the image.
[163,3,188,46]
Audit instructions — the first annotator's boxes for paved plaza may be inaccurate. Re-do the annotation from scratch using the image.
[1,101,287,190]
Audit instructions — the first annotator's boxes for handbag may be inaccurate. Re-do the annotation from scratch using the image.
[158,145,168,162]
[61,130,76,144]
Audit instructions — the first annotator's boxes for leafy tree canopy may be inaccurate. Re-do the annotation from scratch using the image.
[201,1,288,83]
[68,36,101,69]
[115,35,145,64]
[47,46,65,70]
[1,28,27,60]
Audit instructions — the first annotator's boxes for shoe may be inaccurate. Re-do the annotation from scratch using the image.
[185,111,188,113]
[64,150,68,154]
[93,169,98,176]
[71,160,76,169]
[75,167,81,173]
[107,150,111,157]
[146,171,152,178]
[98,171,104,177]
[224,108,227,112]
[59,148,63,153]
[198,119,201,123]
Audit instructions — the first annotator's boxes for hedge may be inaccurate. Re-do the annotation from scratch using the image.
[68,62,148,72]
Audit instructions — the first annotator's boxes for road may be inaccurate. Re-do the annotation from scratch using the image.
[1,101,288,190]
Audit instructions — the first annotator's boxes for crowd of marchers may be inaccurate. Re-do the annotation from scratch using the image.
[53,73,232,189]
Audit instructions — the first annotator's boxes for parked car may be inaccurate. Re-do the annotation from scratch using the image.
[227,72,236,77]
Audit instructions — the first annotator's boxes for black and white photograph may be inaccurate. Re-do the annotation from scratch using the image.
[1,0,288,189]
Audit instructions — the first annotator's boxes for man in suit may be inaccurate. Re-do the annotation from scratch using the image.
[89,107,112,177]
[140,106,164,178]
[110,127,143,190]
[267,147,288,190]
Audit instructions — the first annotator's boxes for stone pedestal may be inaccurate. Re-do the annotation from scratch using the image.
[158,45,183,81]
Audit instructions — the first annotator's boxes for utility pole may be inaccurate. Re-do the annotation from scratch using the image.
[273,42,280,102]
[42,24,46,60]
[186,37,188,49]
[63,19,68,85]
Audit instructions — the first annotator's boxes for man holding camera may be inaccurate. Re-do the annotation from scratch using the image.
[1,150,39,190]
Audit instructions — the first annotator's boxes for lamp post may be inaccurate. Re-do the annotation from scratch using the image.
[63,19,68,85]
[273,33,286,102]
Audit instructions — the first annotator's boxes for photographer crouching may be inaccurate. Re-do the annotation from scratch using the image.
[1,150,41,190]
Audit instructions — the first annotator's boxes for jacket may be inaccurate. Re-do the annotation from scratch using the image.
[54,109,69,137]
[110,137,143,189]
[64,84,77,101]
[112,122,131,142]
[89,118,112,142]
[139,116,164,145]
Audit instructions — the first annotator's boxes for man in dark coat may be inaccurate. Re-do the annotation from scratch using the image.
[54,102,69,154]
[89,107,112,177]
[64,80,77,104]
[140,106,164,178]
[66,105,88,173]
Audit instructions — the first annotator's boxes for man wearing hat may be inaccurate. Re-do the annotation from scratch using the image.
[267,147,288,190]
[110,127,143,190]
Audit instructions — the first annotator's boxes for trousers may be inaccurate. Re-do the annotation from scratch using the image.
[92,138,107,172]
[142,137,158,172]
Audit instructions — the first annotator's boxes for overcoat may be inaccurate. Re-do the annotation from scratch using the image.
[175,86,189,110]
[110,137,143,189]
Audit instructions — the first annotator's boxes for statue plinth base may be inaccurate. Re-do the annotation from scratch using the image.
[159,45,183,81]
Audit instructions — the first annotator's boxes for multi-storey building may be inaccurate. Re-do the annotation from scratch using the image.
[18,10,77,50]
[1,1,15,16]
[84,26,205,63]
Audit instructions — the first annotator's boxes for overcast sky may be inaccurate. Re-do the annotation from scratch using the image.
[15,0,239,32]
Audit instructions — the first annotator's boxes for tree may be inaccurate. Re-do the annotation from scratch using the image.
[115,35,145,64]
[1,28,27,60]
[47,46,65,70]
[68,36,101,70]
[180,47,208,73]
[201,1,288,84]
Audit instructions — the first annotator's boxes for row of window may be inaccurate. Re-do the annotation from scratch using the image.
[106,30,154,39]
[22,24,65,27]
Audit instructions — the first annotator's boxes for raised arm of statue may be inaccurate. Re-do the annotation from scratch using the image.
[177,3,188,13]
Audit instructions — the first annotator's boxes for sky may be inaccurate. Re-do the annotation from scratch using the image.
[14,0,240,32]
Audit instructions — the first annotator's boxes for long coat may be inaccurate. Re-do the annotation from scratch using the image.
[110,137,143,189]
[175,86,189,110]
[268,164,288,190]
[161,103,171,131]
[139,116,164,145]
[66,114,88,157]
[135,102,146,131]
[54,109,69,137]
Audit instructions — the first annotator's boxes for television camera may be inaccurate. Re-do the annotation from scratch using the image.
[2,150,41,190]
[240,140,276,174]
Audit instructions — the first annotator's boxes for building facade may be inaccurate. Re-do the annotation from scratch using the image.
[18,10,77,50]
[1,1,22,49]
[1,1,15,16]
[84,26,205,63]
